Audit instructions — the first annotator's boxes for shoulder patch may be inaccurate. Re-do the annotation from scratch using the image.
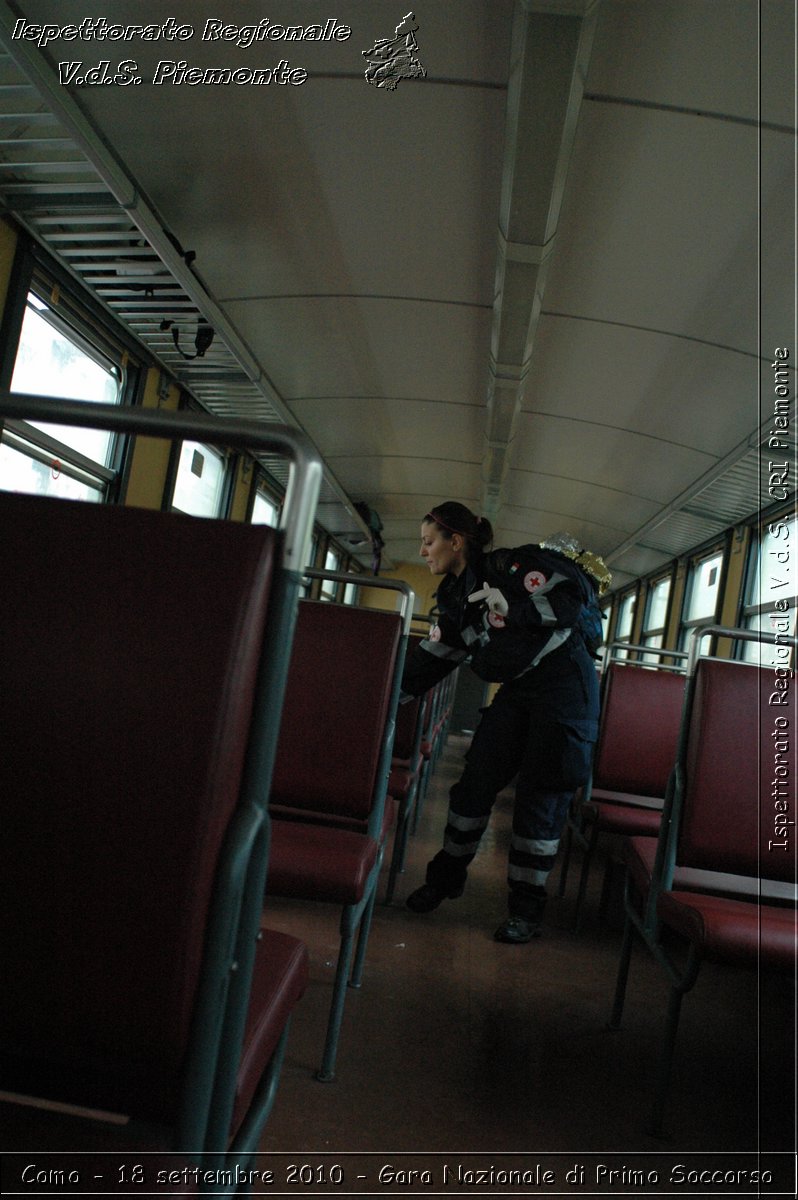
[523,570,547,593]
[488,611,506,629]
[429,624,442,641]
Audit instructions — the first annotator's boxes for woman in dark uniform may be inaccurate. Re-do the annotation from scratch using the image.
[401,501,611,943]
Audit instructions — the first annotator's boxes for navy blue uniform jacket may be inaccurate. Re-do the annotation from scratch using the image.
[402,544,596,697]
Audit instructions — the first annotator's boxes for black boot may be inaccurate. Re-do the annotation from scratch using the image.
[494,889,546,943]
[406,880,465,912]
[406,852,467,913]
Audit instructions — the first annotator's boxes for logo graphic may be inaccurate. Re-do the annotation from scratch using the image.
[523,570,547,593]
[488,612,506,629]
[362,11,426,90]
[429,624,442,642]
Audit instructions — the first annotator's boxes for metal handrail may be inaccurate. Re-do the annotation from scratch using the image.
[686,623,798,675]
[0,393,323,573]
[605,640,688,672]
[303,566,415,633]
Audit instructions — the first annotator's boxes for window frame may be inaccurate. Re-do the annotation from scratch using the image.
[0,240,143,504]
[678,540,728,652]
[319,545,343,602]
[611,586,638,660]
[639,570,674,662]
[738,510,797,667]
[248,473,281,528]
[164,426,235,519]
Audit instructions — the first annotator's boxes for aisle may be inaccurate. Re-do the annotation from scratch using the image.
[258,735,793,1159]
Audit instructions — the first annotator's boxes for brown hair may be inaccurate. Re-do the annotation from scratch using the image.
[424,502,493,561]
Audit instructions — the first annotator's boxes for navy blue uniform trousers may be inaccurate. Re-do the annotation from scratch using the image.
[425,639,599,918]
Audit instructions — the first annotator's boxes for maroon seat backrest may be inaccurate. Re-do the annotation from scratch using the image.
[678,658,795,882]
[270,600,402,821]
[0,492,277,1121]
[593,663,685,796]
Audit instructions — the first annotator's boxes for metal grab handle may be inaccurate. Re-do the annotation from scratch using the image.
[686,623,798,675]
[0,392,323,574]
[303,567,415,633]
[605,640,688,672]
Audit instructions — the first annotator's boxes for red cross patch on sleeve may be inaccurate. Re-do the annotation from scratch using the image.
[523,570,547,593]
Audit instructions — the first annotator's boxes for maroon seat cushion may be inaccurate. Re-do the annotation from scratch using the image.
[269,797,397,839]
[585,801,657,840]
[231,928,309,1135]
[657,891,796,970]
[622,836,795,909]
[388,765,415,803]
[266,822,380,904]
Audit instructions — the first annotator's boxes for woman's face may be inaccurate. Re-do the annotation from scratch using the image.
[420,520,466,576]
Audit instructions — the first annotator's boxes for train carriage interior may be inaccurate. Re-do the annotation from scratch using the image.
[0,0,796,1186]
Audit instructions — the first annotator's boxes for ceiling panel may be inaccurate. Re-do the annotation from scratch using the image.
[286,396,484,461]
[510,412,717,504]
[0,0,792,597]
[586,0,759,118]
[542,104,761,348]
[326,455,482,505]
[224,296,493,403]
[521,316,760,456]
[499,478,660,539]
[70,82,506,306]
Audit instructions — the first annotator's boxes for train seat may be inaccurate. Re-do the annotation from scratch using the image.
[411,664,458,831]
[0,491,307,1163]
[384,690,427,902]
[265,599,404,1080]
[559,661,685,927]
[609,653,797,1135]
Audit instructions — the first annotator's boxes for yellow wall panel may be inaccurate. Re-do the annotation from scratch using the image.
[123,370,179,510]
[229,457,253,523]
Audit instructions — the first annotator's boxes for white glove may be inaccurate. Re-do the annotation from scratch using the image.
[468,581,509,618]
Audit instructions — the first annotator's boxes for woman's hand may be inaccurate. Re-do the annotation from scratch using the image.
[468,582,509,617]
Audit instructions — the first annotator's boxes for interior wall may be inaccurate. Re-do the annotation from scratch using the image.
[123,370,179,510]
[360,560,440,618]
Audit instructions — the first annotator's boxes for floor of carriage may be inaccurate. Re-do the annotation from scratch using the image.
[259,733,795,1166]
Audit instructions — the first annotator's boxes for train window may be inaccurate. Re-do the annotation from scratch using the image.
[679,548,725,649]
[320,547,341,601]
[740,514,796,667]
[593,597,612,664]
[343,578,360,606]
[0,292,123,501]
[0,435,106,501]
[640,574,672,662]
[251,488,279,527]
[613,589,636,659]
[171,440,228,517]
